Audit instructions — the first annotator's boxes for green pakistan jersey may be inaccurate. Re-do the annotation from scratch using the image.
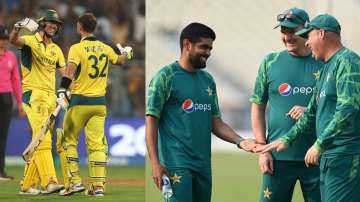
[146,61,221,172]
[250,50,323,160]
[281,47,360,156]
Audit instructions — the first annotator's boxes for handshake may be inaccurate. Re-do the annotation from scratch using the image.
[237,138,288,153]
[14,18,39,32]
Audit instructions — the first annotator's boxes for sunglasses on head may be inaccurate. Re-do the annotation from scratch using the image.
[277,12,306,24]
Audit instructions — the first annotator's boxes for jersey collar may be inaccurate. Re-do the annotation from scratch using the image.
[81,35,97,42]
[34,32,53,44]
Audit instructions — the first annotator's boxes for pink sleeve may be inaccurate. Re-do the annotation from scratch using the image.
[10,52,22,106]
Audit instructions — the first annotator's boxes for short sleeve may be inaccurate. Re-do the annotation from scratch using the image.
[107,46,119,65]
[249,58,269,105]
[146,70,171,118]
[212,82,221,118]
[57,47,66,68]
[67,45,80,66]
[21,35,33,48]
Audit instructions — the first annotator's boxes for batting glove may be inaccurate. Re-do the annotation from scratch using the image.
[56,88,71,110]
[14,18,39,32]
[116,43,134,60]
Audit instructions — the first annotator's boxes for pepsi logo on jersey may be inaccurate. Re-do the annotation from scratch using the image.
[182,99,211,113]
[278,83,315,96]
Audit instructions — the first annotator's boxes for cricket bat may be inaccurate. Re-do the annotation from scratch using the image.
[22,105,62,161]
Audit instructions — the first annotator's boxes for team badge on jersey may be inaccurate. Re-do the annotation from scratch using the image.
[182,99,194,113]
[263,187,272,199]
[206,86,213,96]
[313,70,320,80]
[278,83,292,96]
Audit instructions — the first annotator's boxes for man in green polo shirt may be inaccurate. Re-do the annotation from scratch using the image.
[250,7,322,202]
[257,14,360,202]
[146,22,257,202]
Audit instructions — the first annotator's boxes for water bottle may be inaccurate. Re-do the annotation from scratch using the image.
[161,175,173,199]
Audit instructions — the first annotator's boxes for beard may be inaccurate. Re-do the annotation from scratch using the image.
[44,30,55,38]
[189,53,208,69]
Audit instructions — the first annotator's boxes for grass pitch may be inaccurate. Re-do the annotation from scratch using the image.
[0,165,144,202]
[146,153,304,202]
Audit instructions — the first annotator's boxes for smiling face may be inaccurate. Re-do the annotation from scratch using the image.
[305,29,325,61]
[187,37,213,69]
[280,26,307,56]
[43,21,60,37]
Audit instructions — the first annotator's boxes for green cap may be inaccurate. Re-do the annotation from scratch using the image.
[274,7,309,29]
[295,14,341,38]
[37,9,63,25]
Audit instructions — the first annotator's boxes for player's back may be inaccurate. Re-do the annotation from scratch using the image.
[68,36,118,97]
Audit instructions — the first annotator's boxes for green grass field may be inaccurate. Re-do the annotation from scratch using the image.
[146,153,304,202]
[0,165,144,202]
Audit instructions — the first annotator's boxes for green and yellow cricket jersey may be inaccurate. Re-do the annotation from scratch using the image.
[21,32,66,93]
[146,62,221,172]
[282,47,360,156]
[67,36,118,106]
[250,50,323,160]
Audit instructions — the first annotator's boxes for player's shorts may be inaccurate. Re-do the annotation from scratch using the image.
[259,160,320,202]
[320,154,360,202]
[166,168,211,202]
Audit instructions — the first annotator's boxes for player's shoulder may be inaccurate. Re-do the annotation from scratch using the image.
[337,48,360,70]
[259,51,283,71]
[199,69,214,80]
[68,42,82,53]
[151,62,180,81]
[340,48,360,61]
[102,42,116,53]
[21,33,36,44]
[156,62,177,76]
[70,41,81,49]
[262,51,283,62]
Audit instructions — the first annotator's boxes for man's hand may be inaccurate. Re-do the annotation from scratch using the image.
[286,105,306,120]
[238,139,257,152]
[14,18,38,32]
[258,152,274,175]
[151,163,168,190]
[254,139,288,153]
[304,145,320,167]
[56,88,70,110]
[116,43,134,60]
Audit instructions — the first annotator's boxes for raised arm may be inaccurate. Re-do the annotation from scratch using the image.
[9,27,25,48]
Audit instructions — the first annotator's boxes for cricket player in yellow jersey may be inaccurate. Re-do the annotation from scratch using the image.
[9,9,66,194]
[56,13,133,196]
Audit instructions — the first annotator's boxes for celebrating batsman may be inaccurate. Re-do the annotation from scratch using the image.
[9,9,65,194]
[56,13,133,197]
